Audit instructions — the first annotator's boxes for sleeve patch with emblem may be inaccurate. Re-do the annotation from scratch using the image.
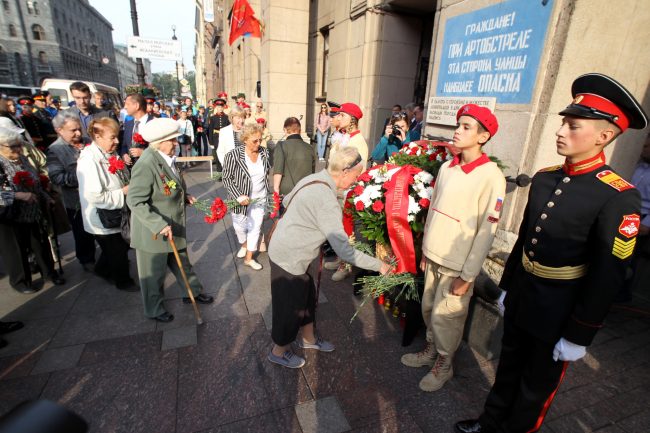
[618,214,640,238]
[612,237,636,259]
[494,198,503,212]
[596,170,635,192]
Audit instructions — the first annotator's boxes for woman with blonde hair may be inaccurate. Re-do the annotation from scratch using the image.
[77,117,135,291]
[216,105,246,166]
[222,122,271,270]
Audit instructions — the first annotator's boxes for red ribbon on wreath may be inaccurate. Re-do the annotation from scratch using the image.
[382,164,422,274]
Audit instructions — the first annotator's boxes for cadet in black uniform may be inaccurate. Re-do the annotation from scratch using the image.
[207,98,230,172]
[455,73,648,433]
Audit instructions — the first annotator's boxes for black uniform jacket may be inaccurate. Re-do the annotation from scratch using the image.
[207,113,230,148]
[501,153,640,346]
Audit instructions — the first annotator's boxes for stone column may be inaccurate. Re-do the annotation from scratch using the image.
[260,0,310,137]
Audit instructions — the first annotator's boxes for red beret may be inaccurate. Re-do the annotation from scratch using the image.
[217,92,228,98]
[339,102,363,120]
[256,118,265,124]
[456,104,498,137]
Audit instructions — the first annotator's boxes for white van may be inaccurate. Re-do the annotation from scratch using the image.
[41,79,123,109]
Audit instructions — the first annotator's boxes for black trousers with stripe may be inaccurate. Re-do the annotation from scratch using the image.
[479,318,568,433]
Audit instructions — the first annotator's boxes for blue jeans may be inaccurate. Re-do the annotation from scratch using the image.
[316,130,328,159]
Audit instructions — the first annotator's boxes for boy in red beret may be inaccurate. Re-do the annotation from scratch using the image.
[401,103,506,392]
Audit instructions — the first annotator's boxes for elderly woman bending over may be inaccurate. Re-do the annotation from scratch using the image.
[267,147,392,368]
[222,122,270,270]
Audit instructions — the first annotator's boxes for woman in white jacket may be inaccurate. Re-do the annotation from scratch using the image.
[77,117,136,291]
[176,107,195,159]
[216,105,246,166]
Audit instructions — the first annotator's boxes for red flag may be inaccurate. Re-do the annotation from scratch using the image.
[229,0,261,45]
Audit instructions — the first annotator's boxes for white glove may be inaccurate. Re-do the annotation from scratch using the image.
[552,338,587,362]
[495,289,506,317]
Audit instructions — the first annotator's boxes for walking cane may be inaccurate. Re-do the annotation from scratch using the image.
[167,236,203,325]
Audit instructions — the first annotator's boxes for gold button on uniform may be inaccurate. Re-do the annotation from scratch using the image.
[555,189,562,195]
[547,202,554,208]
[541,214,548,220]
[535,226,541,232]
[529,251,535,257]
[562,177,571,183]
[532,238,538,244]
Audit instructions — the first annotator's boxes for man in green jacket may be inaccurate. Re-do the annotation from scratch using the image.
[127,118,214,322]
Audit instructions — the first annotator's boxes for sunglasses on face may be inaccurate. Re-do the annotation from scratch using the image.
[392,111,408,118]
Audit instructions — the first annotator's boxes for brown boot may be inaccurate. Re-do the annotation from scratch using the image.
[418,354,453,392]
[401,341,437,368]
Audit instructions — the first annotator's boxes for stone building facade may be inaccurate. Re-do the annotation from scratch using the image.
[218,0,434,144]
[115,44,152,97]
[216,0,649,230]
[194,0,226,104]
[0,0,118,88]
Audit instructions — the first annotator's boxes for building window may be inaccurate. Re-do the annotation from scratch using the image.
[34,1,39,15]
[9,24,17,37]
[26,0,34,14]
[66,33,70,47]
[321,28,329,97]
[2,1,9,12]
[38,51,47,64]
[32,24,45,40]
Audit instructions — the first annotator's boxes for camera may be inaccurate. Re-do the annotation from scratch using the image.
[391,124,402,137]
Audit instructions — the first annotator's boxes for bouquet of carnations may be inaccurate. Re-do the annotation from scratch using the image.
[347,140,456,315]
[193,192,281,224]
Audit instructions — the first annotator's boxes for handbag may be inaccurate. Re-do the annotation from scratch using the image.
[120,204,131,243]
[266,180,329,243]
[96,207,122,229]
[177,134,190,145]
[177,120,191,145]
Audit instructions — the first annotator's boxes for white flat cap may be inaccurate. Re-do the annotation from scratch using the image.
[140,118,181,144]
[0,117,25,134]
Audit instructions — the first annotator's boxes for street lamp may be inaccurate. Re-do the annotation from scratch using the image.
[172,25,181,99]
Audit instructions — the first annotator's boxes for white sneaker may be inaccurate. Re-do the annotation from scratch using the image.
[323,257,341,270]
[237,247,247,258]
[244,259,263,270]
[332,263,351,281]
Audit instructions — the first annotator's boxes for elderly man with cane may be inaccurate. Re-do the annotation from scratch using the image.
[127,118,214,323]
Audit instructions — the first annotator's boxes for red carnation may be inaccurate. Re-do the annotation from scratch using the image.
[428,154,436,161]
[269,192,281,218]
[132,133,148,147]
[418,198,431,209]
[372,200,384,213]
[353,185,364,196]
[210,197,228,221]
[358,172,371,182]
[355,200,365,211]
[12,171,34,189]
[108,156,125,174]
